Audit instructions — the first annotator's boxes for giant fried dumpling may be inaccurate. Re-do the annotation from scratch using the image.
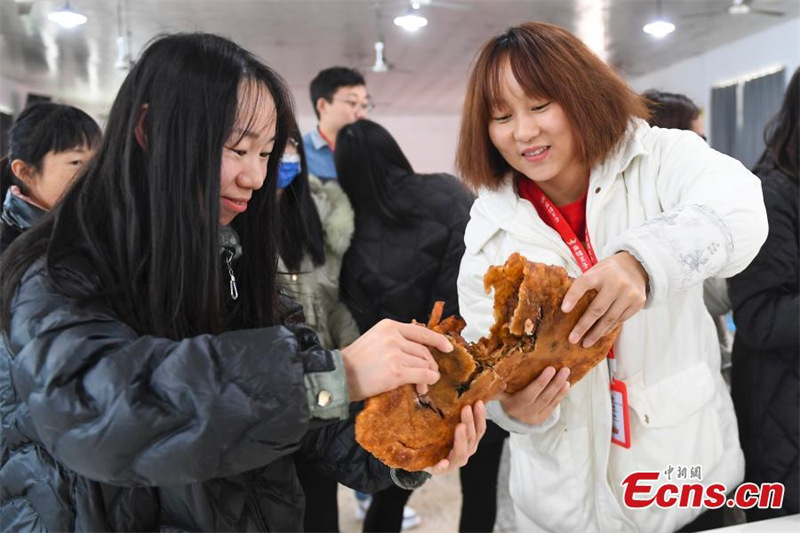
[355,253,619,470]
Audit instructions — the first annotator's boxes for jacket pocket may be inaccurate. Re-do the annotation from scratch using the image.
[619,363,725,476]
[507,424,587,532]
[627,362,715,428]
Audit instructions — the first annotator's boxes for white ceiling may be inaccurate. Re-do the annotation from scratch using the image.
[1,0,798,117]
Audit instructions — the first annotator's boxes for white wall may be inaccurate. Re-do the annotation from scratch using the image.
[298,114,463,176]
[628,17,800,130]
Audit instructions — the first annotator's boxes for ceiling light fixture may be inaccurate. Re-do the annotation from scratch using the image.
[643,20,675,37]
[393,7,428,32]
[729,0,751,15]
[48,2,88,28]
[643,0,674,38]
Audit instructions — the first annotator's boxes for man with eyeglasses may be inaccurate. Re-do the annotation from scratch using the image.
[303,66,374,181]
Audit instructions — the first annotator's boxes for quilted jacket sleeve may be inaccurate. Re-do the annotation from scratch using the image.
[603,129,768,306]
[296,403,393,493]
[7,262,347,487]
[297,403,431,492]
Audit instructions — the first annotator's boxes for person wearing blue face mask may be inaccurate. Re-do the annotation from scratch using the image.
[278,130,361,533]
[277,152,302,189]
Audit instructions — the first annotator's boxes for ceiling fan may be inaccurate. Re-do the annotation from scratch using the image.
[362,3,409,74]
[366,35,412,75]
[114,0,134,70]
[370,40,392,73]
[684,0,786,19]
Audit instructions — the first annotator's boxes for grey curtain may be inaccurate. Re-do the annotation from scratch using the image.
[710,84,737,157]
[738,69,786,170]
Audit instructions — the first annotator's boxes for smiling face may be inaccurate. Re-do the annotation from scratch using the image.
[487,61,589,205]
[219,82,277,226]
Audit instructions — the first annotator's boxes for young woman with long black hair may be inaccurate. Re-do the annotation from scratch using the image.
[0,33,485,531]
[0,102,101,253]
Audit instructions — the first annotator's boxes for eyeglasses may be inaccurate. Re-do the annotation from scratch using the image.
[333,98,375,112]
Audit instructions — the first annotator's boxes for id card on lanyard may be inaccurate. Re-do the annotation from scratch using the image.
[529,182,631,449]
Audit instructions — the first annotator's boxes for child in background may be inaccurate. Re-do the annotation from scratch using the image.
[0,102,100,252]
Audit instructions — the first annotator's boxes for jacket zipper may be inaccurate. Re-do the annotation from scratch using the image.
[586,173,638,532]
[225,249,239,300]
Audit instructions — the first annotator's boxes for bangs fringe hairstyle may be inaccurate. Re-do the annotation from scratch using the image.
[456,22,649,191]
[2,32,295,338]
[0,102,101,201]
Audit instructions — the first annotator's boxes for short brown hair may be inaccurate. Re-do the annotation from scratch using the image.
[456,22,649,191]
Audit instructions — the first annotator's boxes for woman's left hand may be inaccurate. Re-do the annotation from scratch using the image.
[561,251,649,348]
[423,401,487,475]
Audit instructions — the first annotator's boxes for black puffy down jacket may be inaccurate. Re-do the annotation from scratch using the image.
[340,172,473,329]
[0,253,393,531]
[729,167,799,518]
[0,189,45,255]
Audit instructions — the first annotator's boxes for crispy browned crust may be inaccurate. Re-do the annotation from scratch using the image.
[355,253,619,470]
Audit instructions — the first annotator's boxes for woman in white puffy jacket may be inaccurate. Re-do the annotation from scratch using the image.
[455,22,768,533]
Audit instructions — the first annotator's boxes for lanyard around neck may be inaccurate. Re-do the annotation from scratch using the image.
[317,126,335,151]
[527,181,617,369]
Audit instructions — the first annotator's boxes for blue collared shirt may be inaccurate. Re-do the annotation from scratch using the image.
[303,128,337,180]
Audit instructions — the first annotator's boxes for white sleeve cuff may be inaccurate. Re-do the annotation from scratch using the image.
[602,205,732,308]
[485,399,560,434]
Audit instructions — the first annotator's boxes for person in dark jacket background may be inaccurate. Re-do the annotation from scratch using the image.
[0,102,100,254]
[336,120,473,332]
[729,67,799,522]
[0,33,486,532]
[337,120,500,532]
